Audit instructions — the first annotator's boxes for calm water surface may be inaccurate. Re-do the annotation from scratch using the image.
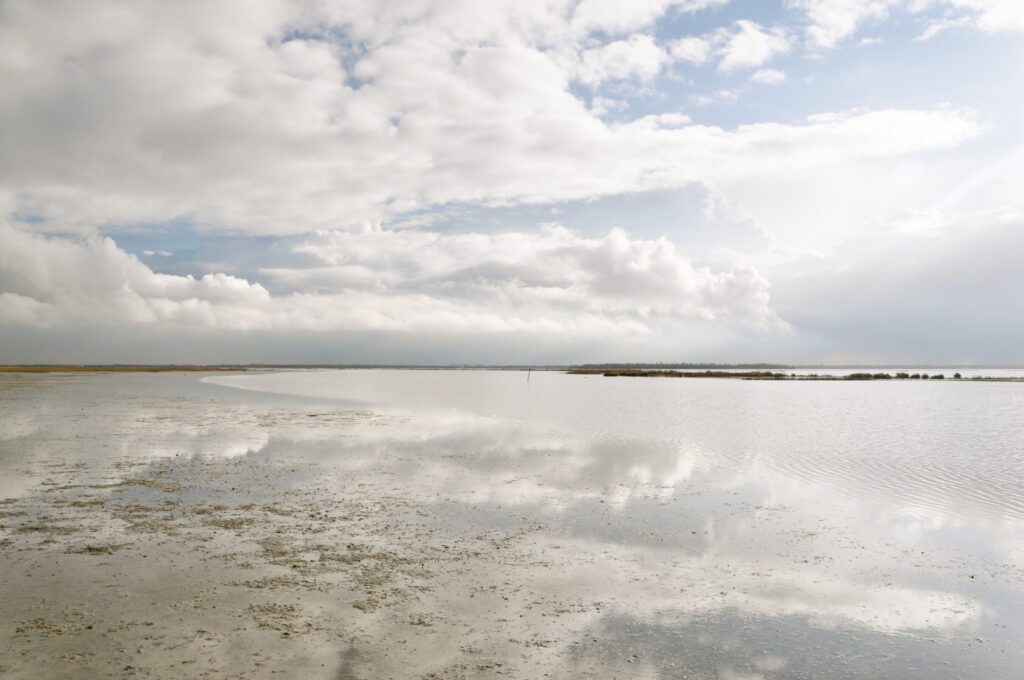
[2,369,1023,678]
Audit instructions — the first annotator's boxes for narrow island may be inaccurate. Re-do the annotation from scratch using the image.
[567,368,1024,381]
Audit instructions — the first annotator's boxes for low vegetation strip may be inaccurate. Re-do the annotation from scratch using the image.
[567,369,1024,381]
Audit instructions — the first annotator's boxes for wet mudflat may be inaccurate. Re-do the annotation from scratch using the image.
[1,370,1023,679]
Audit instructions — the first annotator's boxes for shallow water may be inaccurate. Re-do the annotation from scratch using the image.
[2,369,1023,678]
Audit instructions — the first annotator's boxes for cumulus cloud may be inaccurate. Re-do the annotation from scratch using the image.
[914,1,1024,37]
[577,34,669,85]
[290,224,784,325]
[670,21,792,73]
[0,221,787,343]
[669,36,714,64]
[750,68,787,84]
[714,20,792,72]
[788,0,1024,49]
[787,0,898,48]
[0,0,980,236]
[946,0,1024,32]
[0,223,271,329]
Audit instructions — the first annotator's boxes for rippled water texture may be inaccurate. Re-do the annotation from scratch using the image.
[1,369,1023,678]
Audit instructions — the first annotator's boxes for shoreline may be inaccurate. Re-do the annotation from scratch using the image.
[2,365,1022,381]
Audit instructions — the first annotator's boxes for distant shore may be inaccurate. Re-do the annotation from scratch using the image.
[1,364,1021,380]
[568,369,1024,382]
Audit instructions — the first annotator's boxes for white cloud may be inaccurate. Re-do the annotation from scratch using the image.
[915,0,1024,35]
[691,89,741,106]
[287,224,787,329]
[789,0,1024,49]
[589,95,628,116]
[0,0,979,238]
[668,20,790,73]
[916,15,974,39]
[750,68,787,84]
[953,0,1024,32]
[0,221,786,338]
[658,107,977,178]
[669,36,714,64]
[787,0,899,49]
[577,34,669,85]
[0,223,271,329]
[715,20,792,72]
[625,112,694,129]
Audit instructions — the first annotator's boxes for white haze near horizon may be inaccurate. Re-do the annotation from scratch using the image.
[0,0,1022,364]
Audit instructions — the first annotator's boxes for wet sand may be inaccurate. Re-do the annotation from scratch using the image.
[1,371,1022,678]
[0,374,652,678]
[1,454,552,678]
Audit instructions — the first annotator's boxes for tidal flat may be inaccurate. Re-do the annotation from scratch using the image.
[1,370,1023,679]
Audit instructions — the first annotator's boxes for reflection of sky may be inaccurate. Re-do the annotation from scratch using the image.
[3,370,1024,677]
[567,610,1010,680]
[208,370,1024,523]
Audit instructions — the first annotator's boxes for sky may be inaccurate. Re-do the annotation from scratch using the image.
[1,0,1022,365]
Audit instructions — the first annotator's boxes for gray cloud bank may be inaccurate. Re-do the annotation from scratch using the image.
[3,209,1022,364]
